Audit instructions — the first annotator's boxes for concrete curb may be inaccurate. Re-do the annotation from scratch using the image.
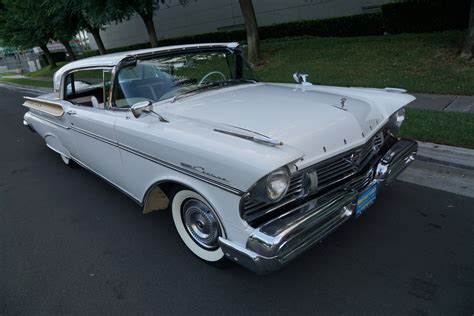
[416,141,474,171]
[0,81,53,94]
[409,93,474,113]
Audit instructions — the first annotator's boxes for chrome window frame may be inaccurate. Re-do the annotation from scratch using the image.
[110,46,252,110]
[60,66,115,110]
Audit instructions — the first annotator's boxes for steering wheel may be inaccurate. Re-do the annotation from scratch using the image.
[198,71,226,86]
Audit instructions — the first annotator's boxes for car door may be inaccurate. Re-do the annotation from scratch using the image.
[63,68,125,186]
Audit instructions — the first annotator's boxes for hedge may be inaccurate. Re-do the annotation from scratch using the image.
[41,51,66,65]
[382,0,470,34]
[82,0,470,58]
[83,13,383,57]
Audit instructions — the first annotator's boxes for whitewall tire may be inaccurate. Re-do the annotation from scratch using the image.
[171,189,225,263]
[60,154,77,168]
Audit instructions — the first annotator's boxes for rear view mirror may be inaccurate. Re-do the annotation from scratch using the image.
[131,100,153,118]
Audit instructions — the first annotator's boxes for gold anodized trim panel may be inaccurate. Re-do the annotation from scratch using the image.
[23,96,64,117]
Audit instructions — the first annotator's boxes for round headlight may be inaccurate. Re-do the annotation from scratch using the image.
[250,167,290,203]
[265,168,290,201]
[389,108,405,130]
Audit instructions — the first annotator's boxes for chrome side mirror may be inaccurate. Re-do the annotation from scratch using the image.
[131,100,153,118]
[292,72,312,86]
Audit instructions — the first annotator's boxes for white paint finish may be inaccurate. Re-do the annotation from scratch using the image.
[161,83,414,169]
[23,43,416,253]
[24,110,75,157]
[114,109,303,192]
[68,106,126,186]
[112,147,251,246]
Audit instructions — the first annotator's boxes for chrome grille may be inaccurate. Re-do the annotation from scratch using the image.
[241,129,388,226]
[313,130,384,190]
[350,169,375,192]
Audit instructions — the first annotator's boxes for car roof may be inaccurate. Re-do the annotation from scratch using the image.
[53,42,240,91]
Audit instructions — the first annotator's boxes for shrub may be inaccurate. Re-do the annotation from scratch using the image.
[259,13,384,39]
[40,51,66,65]
[382,0,470,34]
[82,13,383,57]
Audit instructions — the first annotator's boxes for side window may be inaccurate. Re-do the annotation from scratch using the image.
[64,69,111,109]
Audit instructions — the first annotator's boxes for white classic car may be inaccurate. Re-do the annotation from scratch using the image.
[22,42,417,274]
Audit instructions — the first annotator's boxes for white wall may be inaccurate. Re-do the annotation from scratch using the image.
[89,0,391,50]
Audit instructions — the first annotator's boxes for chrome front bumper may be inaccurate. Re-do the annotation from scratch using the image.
[219,139,418,274]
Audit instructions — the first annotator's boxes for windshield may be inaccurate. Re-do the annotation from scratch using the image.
[113,49,258,108]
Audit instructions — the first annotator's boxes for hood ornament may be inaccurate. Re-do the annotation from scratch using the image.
[332,98,348,111]
[292,72,312,86]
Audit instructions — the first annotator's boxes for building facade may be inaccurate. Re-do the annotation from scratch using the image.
[89,0,392,50]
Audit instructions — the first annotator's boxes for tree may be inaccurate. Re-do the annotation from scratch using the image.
[109,0,192,48]
[239,0,261,64]
[51,12,82,61]
[132,0,162,48]
[461,0,474,60]
[0,0,58,68]
[45,0,111,55]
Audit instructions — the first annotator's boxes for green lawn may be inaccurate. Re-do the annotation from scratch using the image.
[256,31,474,96]
[25,62,67,78]
[398,108,474,149]
[0,72,19,77]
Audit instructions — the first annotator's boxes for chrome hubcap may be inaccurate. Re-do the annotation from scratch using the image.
[182,199,221,250]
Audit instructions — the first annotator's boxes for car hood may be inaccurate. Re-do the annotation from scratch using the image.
[160,83,415,168]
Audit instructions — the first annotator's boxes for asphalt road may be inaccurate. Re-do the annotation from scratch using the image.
[1,86,473,315]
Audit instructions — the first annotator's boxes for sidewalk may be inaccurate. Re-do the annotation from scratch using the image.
[400,142,474,198]
[409,93,474,113]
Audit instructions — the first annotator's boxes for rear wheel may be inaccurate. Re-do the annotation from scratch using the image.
[171,189,227,264]
[60,154,77,168]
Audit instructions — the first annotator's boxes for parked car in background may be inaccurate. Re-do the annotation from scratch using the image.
[22,43,417,274]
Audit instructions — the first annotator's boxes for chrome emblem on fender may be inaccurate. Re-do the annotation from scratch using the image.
[332,98,348,111]
[180,163,229,182]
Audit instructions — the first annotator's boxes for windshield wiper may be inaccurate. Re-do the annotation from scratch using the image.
[170,82,221,103]
[170,79,256,103]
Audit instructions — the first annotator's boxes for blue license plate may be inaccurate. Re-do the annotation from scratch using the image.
[356,182,377,215]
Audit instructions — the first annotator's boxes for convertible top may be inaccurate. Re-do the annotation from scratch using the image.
[53,42,240,92]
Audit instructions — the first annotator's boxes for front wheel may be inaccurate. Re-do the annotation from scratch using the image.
[171,189,226,264]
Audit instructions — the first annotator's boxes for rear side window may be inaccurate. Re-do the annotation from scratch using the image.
[64,69,112,109]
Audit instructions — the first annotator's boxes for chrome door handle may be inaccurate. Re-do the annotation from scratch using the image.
[66,110,76,115]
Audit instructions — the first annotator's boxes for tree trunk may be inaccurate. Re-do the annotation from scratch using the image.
[39,43,57,69]
[461,0,474,59]
[87,27,107,55]
[139,12,159,48]
[60,40,77,61]
[239,0,261,64]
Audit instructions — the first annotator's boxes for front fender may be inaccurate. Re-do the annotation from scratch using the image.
[115,114,304,193]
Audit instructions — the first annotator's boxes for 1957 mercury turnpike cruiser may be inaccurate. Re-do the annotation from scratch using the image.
[22,42,417,274]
